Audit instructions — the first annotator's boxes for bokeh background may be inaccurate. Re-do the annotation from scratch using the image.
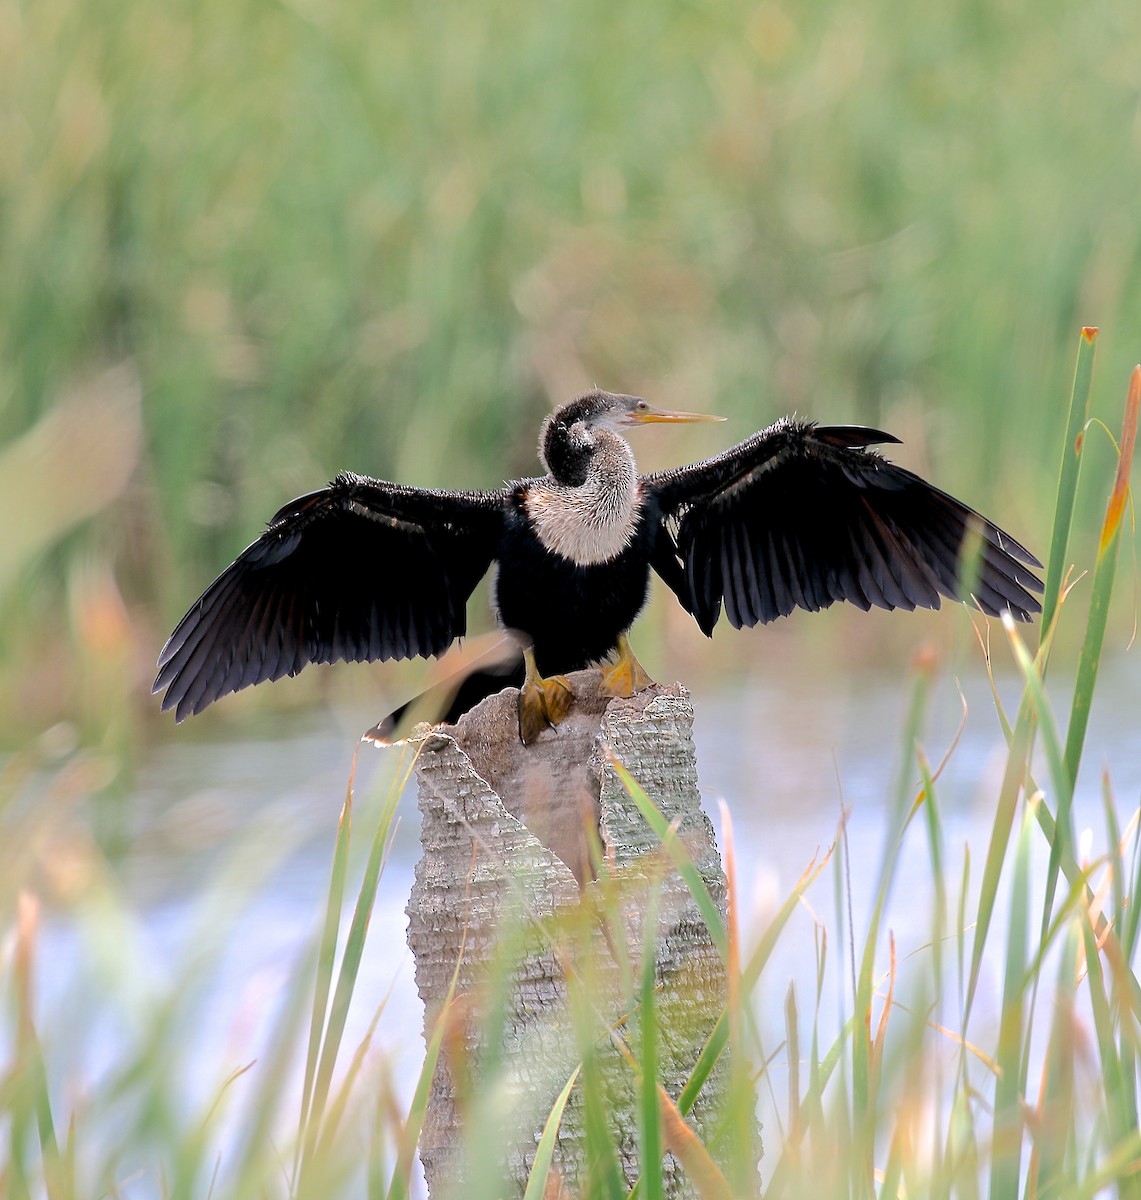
[5,0,1141,770]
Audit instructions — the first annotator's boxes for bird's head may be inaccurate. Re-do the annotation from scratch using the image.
[540,391,724,483]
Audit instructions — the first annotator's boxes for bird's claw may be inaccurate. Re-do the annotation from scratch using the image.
[600,652,654,698]
[518,673,574,744]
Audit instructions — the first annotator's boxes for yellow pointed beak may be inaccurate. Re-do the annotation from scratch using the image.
[627,403,726,425]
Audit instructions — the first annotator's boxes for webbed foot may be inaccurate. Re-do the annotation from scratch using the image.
[599,634,655,698]
[518,648,574,743]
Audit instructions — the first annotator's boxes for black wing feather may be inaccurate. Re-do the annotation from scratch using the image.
[154,472,507,720]
[644,418,1042,636]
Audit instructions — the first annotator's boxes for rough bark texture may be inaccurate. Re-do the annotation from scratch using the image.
[406,670,756,1198]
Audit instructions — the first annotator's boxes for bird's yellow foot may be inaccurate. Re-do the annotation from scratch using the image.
[600,635,655,698]
[518,648,574,744]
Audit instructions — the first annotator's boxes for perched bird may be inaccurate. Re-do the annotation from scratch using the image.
[154,391,1042,741]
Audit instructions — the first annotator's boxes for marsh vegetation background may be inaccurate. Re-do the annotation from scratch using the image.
[3,0,1141,1194]
[5,0,1141,743]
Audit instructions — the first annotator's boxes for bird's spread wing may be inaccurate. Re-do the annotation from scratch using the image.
[644,418,1043,636]
[154,472,508,720]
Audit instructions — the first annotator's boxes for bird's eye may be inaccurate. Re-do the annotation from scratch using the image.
[636,401,648,411]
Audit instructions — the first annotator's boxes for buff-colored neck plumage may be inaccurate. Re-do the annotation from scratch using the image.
[526,427,642,566]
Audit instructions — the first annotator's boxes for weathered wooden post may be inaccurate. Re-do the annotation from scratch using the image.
[405,670,758,1197]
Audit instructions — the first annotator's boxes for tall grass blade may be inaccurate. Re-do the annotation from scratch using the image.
[556,903,624,1200]
[784,983,800,1163]
[988,797,1035,1200]
[956,844,970,1014]
[1032,923,1080,1199]
[917,745,947,1160]
[805,926,829,1153]
[1103,774,1126,939]
[580,1046,627,1200]
[677,1015,729,1120]
[657,1088,734,1200]
[1001,615,1069,815]
[607,755,727,958]
[1041,326,1098,641]
[8,892,69,1200]
[742,849,832,997]
[1037,366,1140,959]
[313,989,394,1165]
[294,768,356,1180]
[969,335,1100,1019]
[1062,364,1140,790]
[851,663,932,1195]
[638,880,664,1200]
[1054,1128,1141,1200]
[230,948,324,1194]
[1101,932,1141,1192]
[879,1124,905,1200]
[675,844,831,1144]
[720,801,759,1196]
[966,655,1041,1018]
[1078,903,1141,1200]
[386,968,461,1200]
[1123,807,1141,959]
[172,1060,254,1196]
[522,1066,580,1200]
[301,753,407,1187]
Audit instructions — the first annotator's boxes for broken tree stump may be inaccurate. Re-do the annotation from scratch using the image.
[405,669,758,1197]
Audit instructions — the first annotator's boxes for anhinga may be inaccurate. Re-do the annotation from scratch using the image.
[154,391,1043,741]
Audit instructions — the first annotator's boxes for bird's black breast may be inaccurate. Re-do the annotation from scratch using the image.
[493,490,659,675]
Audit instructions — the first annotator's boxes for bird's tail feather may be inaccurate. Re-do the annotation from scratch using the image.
[363,636,525,745]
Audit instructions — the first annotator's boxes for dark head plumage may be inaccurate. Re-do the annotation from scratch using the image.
[539,391,640,485]
[538,391,723,485]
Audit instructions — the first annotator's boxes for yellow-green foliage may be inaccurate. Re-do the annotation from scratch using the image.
[2,0,1140,737]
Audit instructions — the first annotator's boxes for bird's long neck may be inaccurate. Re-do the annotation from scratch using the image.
[540,413,593,486]
[527,429,642,566]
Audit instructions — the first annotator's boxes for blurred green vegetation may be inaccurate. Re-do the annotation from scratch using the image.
[2,0,1140,747]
